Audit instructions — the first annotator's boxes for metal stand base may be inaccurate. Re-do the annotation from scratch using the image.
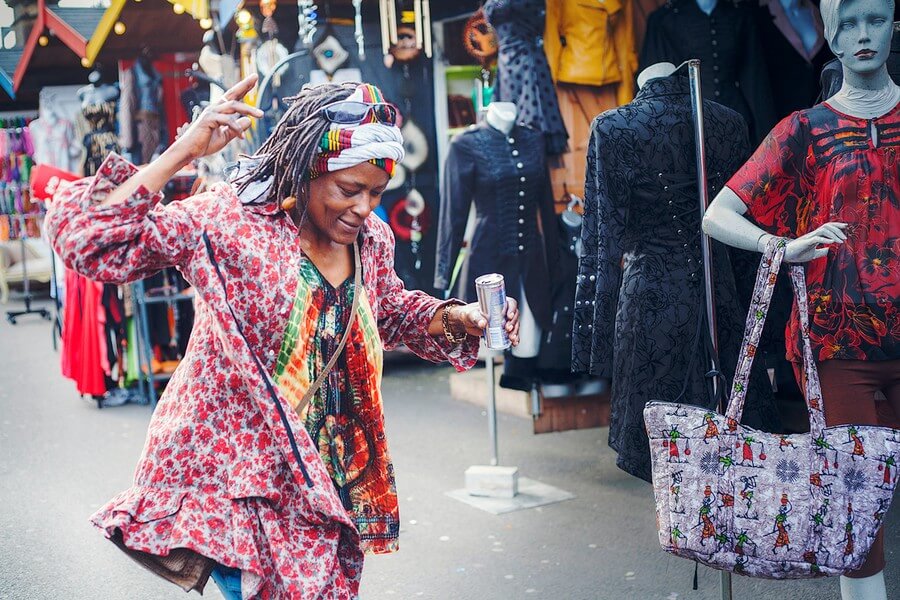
[6,226,51,325]
[6,305,51,325]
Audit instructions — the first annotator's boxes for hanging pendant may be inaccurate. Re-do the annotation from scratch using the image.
[422,0,432,58]
[298,0,318,48]
[353,0,365,60]
[379,0,391,56]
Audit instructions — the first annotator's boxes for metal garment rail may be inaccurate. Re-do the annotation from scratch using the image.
[131,279,194,405]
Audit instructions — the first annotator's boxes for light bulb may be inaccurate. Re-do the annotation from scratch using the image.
[199,17,213,29]
[114,21,126,35]
[38,35,49,46]
[173,3,185,14]
[81,57,91,68]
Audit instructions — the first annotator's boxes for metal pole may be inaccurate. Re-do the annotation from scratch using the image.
[687,58,732,600]
[485,352,499,466]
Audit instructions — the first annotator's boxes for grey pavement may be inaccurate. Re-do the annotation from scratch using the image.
[0,299,896,600]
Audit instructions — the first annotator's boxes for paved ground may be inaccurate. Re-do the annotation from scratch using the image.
[0,299,897,600]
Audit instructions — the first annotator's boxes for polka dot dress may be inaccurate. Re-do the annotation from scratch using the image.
[484,0,568,155]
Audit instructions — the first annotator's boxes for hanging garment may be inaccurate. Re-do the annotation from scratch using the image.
[755,0,831,119]
[550,82,619,202]
[82,100,120,176]
[61,268,108,397]
[727,102,900,364]
[572,75,781,482]
[640,0,777,144]
[120,58,167,164]
[434,122,556,331]
[544,0,638,105]
[536,210,581,376]
[484,0,569,155]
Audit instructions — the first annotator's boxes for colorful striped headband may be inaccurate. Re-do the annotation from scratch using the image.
[309,84,405,179]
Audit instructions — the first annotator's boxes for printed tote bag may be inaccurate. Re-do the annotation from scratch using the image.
[644,239,900,579]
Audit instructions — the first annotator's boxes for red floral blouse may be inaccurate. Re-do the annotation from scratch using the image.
[44,154,479,599]
[728,101,900,363]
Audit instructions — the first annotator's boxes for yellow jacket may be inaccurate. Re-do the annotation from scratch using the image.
[544,0,638,105]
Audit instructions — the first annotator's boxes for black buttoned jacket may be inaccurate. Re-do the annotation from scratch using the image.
[434,123,556,329]
[640,0,777,144]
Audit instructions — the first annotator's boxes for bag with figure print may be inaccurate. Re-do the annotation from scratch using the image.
[644,238,900,579]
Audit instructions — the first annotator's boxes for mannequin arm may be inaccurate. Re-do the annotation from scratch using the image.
[702,187,770,252]
[703,186,848,261]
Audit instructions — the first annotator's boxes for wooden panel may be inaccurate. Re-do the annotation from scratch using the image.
[533,390,611,434]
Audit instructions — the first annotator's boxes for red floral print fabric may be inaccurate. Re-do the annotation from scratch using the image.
[727,102,900,363]
[44,153,479,599]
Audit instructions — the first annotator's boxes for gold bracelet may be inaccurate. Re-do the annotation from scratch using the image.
[442,304,468,344]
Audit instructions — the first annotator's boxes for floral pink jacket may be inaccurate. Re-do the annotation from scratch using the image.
[45,154,479,599]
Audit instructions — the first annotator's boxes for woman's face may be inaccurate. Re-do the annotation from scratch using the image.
[833,0,894,74]
[305,162,390,245]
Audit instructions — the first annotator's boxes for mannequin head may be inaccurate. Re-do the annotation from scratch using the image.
[822,0,894,73]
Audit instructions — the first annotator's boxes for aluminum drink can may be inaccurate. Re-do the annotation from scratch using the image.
[475,273,511,350]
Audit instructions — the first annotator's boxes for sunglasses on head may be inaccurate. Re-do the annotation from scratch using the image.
[308,101,399,126]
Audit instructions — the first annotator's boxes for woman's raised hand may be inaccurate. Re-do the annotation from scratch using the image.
[784,222,849,263]
[171,74,264,162]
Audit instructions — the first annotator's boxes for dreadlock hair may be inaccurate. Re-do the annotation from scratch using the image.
[236,81,360,212]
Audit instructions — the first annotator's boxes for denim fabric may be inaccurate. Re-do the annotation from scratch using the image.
[210,565,241,600]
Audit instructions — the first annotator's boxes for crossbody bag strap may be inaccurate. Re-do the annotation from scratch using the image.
[294,240,362,417]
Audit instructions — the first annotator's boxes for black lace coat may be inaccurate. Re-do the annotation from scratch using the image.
[572,75,781,482]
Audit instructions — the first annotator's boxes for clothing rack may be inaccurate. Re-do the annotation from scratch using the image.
[131,276,195,405]
[4,213,51,325]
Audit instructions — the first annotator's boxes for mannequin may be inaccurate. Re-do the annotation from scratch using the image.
[779,0,820,54]
[704,1,899,598]
[571,65,780,481]
[821,22,900,100]
[435,102,559,380]
[485,102,541,359]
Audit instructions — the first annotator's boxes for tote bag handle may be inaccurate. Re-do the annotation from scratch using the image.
[724,238,827,437]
